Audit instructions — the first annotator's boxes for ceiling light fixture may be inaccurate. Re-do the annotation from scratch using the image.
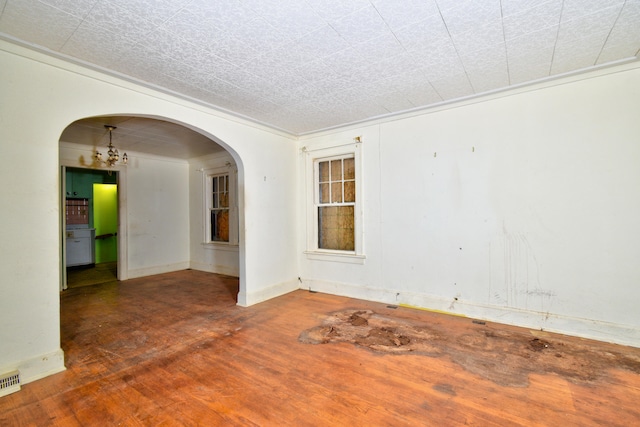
[95,125,127,168]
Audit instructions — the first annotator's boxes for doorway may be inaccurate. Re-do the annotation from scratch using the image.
[63,168,119,289]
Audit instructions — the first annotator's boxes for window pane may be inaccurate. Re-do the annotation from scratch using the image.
[331,182,342,203]
[319,182,329,203]
[318,205,354,251]
[211,209,229,242]
[319,161,329,182]
[220,191,229,208]
[330,159,342,181]
[218,209,229,241]
[210,210,217,241]
[212,177,218,192]
[344,157,355,180]
[344,181,355,202]
[212,193,218,208]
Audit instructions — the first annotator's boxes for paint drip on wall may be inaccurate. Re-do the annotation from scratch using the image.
[489,227,555,313]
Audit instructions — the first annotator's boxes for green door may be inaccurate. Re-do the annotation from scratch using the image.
[93,183,118,263]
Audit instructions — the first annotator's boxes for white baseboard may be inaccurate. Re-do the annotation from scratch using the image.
[302,279,640,348]
[190,261,239,277]
[1,349,66,386]
[237,279,299,307]
[126,262,190,279]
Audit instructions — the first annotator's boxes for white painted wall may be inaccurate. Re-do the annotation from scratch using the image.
[298,62,640,347]
[0,40,298,383]
[236,130,300,305]
[126,154,191,278]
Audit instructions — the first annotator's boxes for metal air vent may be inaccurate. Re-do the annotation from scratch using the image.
[0,370,21,397]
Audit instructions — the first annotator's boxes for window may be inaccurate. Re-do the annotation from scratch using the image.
[204,165,238,246]
[210,174,229,242]
[305,140,363,262]
[316,156,355,250]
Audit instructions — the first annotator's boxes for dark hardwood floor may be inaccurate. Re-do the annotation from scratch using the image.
[66,262,118,289]
[1,270,639,426]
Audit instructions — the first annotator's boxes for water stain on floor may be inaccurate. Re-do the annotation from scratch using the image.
[299,309,640,387]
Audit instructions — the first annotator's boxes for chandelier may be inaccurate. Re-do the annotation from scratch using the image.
[95,125,127,168]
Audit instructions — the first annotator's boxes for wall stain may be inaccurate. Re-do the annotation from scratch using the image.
[490,225,554,313]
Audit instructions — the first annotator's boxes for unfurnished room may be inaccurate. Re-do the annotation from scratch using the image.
[1,0,639,425]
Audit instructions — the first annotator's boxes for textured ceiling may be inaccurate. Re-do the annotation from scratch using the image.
[60,116,226,160]
[1,0,639,136]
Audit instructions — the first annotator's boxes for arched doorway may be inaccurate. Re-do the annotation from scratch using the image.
[59,115,244,298]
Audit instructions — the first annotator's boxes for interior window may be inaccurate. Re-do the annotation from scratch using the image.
[210,174,230,242]
[316,156,355,251]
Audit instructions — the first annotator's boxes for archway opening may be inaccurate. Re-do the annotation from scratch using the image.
[59,115,245,300]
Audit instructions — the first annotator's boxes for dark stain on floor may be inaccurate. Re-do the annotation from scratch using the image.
[298,309,640,387]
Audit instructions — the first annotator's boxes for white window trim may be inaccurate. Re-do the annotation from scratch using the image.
[202,164,238,247]
[304,140,364,263]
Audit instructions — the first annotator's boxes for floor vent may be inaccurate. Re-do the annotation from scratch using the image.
[0,370,21,397]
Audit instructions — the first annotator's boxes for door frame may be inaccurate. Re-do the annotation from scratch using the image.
[60,165,128,290]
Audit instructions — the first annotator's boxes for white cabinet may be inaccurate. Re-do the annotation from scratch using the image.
[66,228,95,267]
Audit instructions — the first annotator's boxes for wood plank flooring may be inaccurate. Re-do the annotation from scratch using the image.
[66,262,117,289]
[1,270,639,426]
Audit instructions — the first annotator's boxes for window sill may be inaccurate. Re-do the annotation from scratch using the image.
[304,251,366,264]
[202,242,239,252]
